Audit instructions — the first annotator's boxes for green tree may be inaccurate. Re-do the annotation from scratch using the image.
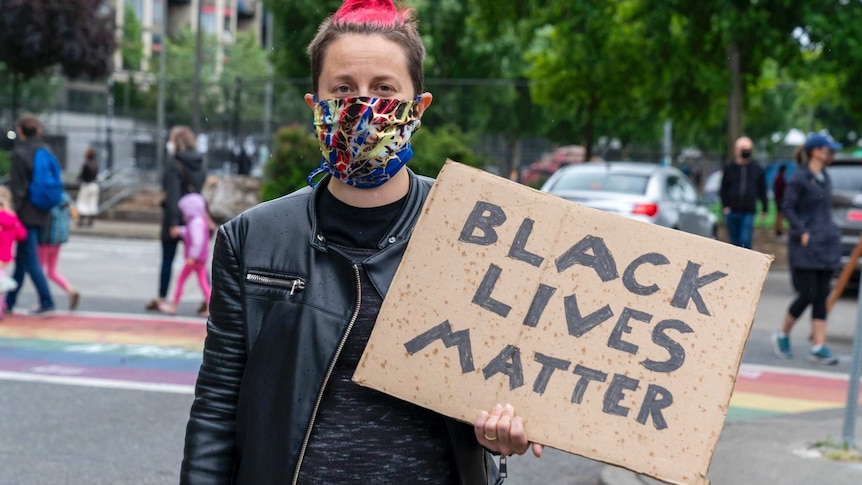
[264,0,343,78]
[121,6,145,71]
[638,0,817,156]
[468,1,661,159]
[0,62,61,116]
[260,124,321,201]
[410,124,486,177]
[0,0,116,118]
[162,30,271,129]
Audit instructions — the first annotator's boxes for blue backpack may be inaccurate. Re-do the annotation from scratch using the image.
[29,147,64,211]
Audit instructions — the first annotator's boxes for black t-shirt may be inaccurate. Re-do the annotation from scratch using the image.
[318,188,406,248]
[300,192,458,483]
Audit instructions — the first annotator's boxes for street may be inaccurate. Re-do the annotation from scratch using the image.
[0,235,860,484]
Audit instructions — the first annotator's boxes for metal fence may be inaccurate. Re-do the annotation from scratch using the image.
[0,76,726,186]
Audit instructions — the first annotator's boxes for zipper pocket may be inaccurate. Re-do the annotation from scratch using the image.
[245,272,306,296]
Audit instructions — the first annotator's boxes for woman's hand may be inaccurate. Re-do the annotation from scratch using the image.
[801,232,810,247]
[474,403,544,457]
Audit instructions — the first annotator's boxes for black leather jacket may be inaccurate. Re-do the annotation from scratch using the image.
[181,170,500,485]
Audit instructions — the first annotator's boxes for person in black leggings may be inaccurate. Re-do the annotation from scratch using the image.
[773,133,843,365]
[146,126,206,315]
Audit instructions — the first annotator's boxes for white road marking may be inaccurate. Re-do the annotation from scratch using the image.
[0,370,195,394]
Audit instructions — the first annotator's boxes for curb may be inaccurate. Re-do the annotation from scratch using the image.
[70,224,160,240]
[599,467,655,485]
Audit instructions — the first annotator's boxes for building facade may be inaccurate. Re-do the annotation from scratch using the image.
[115,0,264,74]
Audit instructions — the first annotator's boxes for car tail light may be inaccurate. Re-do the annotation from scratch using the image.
[847,209,862,222]
[632,203,658,217]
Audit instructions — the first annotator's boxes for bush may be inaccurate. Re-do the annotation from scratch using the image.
[409,123,486,178]
[259,124,321,202]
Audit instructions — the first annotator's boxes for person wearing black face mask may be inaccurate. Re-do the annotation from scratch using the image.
[719,136,768,249]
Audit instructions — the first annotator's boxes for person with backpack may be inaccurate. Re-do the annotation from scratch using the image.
[145,125,206,314]
[38,192,80,310]
[6,114,59,314]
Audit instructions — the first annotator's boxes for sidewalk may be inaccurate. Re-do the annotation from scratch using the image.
[600,407,862,485]
[70,219,160,240]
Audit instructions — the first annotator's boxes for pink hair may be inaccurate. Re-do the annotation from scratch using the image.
[307,0,425,96]
[333,0,406,26]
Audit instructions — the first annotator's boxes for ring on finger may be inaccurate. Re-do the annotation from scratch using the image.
[483,433,498,441]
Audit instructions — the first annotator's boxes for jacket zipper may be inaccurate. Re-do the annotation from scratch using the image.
[291,264,361,485]
[245,273,306,296]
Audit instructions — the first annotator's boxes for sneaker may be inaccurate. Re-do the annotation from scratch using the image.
[157,301,176,315]
[28,306,55,316]
[773,333,792,359]
[145,299,162,311]
[809,346,839,365]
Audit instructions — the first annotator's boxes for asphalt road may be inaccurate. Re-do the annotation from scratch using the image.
[0,235,859,485]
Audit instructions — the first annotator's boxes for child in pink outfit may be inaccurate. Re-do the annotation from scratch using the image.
[160,193,211,317]
[0,186,27,317]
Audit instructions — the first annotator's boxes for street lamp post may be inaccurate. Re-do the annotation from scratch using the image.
[106,75,115,172]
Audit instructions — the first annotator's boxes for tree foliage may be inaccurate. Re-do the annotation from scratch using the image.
[163,29,272,127]
[409,123,486,177]
[121,5,144,71]
[0,0,116,80]
[260,124,321,201]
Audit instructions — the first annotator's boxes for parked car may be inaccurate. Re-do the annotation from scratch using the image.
[828,157,862,274]
[701,169,722,206]
[540,161,717,238]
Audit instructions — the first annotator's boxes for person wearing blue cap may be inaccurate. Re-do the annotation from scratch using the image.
[773,132,843,365]
[720,136,769,249]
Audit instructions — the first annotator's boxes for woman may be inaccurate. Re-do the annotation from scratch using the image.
[773,164,787,237]
[76,148,99,227]
[180,1,541,483]
[145,125,206,313]
[773,133,842,365]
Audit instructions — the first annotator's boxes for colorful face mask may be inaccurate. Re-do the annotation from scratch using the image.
[307,96,421,188]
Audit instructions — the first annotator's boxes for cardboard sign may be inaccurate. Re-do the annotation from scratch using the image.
[354,161,772,485]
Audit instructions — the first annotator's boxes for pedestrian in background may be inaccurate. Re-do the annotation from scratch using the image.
[773,164,787,238]
[0,186,27,318]
[76,147,99,227]
[720,136,769,248]
[38,192,80,310]
[180,0,539,482]
[159,193,210,317]
[146,125,206,314]
[773,133,843,365]
[6,114,56,314]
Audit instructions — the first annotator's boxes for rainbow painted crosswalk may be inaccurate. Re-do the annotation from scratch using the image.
[0,312,204,392]
[728,363,859,421]
[0,312,859,418]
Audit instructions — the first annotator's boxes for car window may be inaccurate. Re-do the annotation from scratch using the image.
[829,166,862,192]
[552,171,649,194]
[666,175,686,201]
[679,178,699,203]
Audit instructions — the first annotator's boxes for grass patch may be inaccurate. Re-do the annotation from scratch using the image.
[709,200,786,231]
[811,436,862,463]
